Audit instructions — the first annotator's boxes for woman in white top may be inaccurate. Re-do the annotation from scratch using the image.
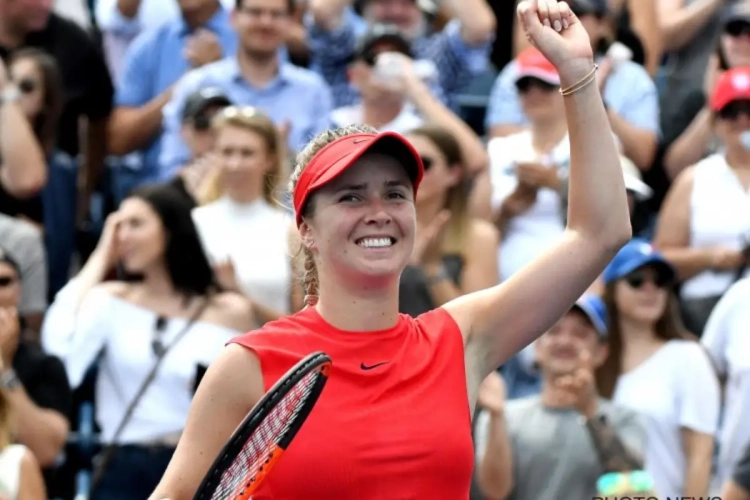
[471,46,570,283]
[596,239,720,499]
[41,183,253,499]
[702,277,750,490]
[656,67,750,336]
[192,106,303,323]
[0,360,44,500]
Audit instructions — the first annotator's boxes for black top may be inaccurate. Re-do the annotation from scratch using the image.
[0,14,114,157]
[398,255,464,317]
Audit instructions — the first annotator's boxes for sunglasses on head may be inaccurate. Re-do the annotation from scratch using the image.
[515,76,558,94]
[725,20,750,38]
[624,268,671,289]
[719,100,750,120]
[0,276,15,287]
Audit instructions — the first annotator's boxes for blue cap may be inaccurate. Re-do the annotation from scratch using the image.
[571,294,608,338]
[603,238,676,284]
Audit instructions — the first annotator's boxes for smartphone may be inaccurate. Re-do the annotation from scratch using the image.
[193,363,208,394]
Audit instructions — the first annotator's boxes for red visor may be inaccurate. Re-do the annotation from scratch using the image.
[710,67,750,111]
[292,131,424,227]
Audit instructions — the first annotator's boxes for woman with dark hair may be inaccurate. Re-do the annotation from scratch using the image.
[41,183,254,499]
[595,239,719,499]
[399,124,499,317]
[6,48,70,299]
[0,50,50,221]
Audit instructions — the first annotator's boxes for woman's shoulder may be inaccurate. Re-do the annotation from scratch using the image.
[206,292,254,331]
[467,218,500,245]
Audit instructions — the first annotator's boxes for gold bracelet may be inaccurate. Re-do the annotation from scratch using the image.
[559,64,599,96]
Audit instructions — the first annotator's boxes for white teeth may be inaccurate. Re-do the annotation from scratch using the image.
[358,237,393,248]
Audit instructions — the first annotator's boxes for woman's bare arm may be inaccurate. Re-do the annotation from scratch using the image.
[149,345,265,500]
[17,449,46,500]
[0,95,47,199]
[444,2,631,378]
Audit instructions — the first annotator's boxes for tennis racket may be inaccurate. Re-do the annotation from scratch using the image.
[193,351,331,500]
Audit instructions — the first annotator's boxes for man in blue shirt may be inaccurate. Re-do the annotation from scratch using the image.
[485,0,659,171]
[107,0,237,186]
[307,0,496,108]
[159,0,332,180]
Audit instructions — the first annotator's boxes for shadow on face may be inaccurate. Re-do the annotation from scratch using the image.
[406,133,461,205]
[613,265,670,326]
[535,310,608,376]
[517,77,565,123]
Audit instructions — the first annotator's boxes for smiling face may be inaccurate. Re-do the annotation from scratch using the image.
[299,153,416,287]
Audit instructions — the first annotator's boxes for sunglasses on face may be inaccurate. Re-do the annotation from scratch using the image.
[726,20,750,38]
[0,276,15,287]
[719,100,750,120]
[515,76,558,94]
[420,156,434,170]
[624,268,671,289]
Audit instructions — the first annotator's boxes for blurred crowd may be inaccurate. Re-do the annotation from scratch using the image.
[0,0,749,498]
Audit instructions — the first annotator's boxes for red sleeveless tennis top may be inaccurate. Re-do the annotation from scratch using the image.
[228,306,474,499]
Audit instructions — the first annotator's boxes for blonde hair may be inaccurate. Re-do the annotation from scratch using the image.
[198,107,285,206]
[289,124,378,304]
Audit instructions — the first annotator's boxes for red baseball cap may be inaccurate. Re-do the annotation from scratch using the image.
[515,47,560,85]
[710,67,750,112]
[292,131,424,227]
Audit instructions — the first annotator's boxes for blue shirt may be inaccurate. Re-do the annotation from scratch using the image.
[306,8,490,108]
[115,6,238,179]
[159,57,333,179]
[485,59,660,136]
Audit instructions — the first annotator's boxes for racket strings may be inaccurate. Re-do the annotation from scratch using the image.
[210,369,319,499]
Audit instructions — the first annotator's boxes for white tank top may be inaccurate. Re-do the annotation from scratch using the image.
[0,445,27,500]
[683,154,750,299]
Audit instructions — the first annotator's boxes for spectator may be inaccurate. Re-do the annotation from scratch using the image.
[606,0,662,76]
[0,56,47,218]
[159,0,333,179]
[657,0,732,144]
[487,0,658,171]
[107,0,238,195]
[192,106,302,323]
[665,6,750,178]
[0,247,72,486]
[94,0,235,82]
[0,0,114,223]
[475,295,645,500]
[473,48,571,283]
[0,215,45,336]
[597,239,720,499]
[330,24,425,133]
[41,183,254,499]
[655,67,750,336]
[7,48,72,302]
[701,278,750,489]
[399,125,497,317]
[723,442,750,500]
[173,87,233,201]
[308,0,496,108]
[0,375,45,500]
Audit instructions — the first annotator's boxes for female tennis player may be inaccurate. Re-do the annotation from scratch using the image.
[149,0,632,498]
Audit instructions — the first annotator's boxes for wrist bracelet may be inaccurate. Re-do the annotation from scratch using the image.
[559,64,599,96]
